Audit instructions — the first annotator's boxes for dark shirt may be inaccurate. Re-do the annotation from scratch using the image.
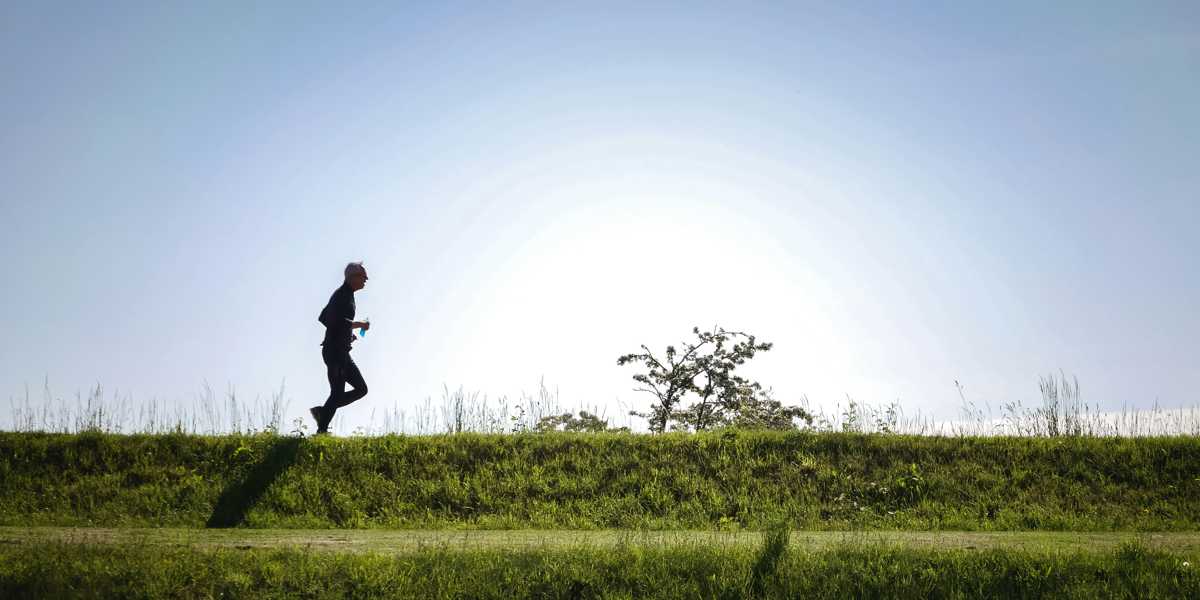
[319,283,356,350]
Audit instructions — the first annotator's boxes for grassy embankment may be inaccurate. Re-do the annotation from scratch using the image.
[4,430,1199,597]
[2,430,1198,530]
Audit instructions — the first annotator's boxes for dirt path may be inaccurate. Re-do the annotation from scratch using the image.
[3,527,1198,555]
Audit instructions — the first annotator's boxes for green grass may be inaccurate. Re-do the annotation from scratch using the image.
[5,527,1200,554]
[2,430,1199,530]
[1,535,1196,599]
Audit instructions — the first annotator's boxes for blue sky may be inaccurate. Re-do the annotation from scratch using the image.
[2,2,1198,431]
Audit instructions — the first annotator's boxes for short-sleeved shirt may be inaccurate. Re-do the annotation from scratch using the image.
[319,283,355,351]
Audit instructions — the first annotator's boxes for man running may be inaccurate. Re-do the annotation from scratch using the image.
[310,261,371,434]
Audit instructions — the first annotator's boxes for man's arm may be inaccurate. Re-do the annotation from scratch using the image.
[319,290,369,330]
[318,303,352,327]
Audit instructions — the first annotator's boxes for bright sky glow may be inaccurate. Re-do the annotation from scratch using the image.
[2,2,1198,432]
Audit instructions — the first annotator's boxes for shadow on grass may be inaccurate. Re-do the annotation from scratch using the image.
[206,437,302,528]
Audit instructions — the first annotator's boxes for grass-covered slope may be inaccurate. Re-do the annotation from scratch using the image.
[1,431,1197,530]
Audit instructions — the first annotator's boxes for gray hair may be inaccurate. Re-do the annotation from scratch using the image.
[344,261,366,279]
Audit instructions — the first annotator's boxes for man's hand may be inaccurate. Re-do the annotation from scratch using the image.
[352,321,371,331]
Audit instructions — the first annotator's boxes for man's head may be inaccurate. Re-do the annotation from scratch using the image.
[344,261,369,291]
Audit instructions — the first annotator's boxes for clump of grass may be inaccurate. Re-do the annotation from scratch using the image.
[8,379,291,436]
[365,378,615,435]
[748,525,791,597]
[949,372,1200,437]
[6,378,626,437]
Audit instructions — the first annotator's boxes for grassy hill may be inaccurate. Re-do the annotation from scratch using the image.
[2,430,1198,530]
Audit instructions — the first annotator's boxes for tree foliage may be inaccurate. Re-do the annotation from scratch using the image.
[534,411,628,433]
[618,326,809,432]
[713,387,813,431]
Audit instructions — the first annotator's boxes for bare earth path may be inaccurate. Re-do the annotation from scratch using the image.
[3,527,1198,555]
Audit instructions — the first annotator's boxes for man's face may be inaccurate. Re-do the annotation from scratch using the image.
[348,269,369,291]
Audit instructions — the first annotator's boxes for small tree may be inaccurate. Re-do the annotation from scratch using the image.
[618,326,782,432]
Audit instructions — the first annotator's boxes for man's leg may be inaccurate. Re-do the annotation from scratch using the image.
[327,354,368,409]
[317,352,348,433]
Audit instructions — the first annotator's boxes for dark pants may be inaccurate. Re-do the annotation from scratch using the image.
[322,346,368,412]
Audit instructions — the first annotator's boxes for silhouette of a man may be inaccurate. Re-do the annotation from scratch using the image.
[311,262,371,434]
